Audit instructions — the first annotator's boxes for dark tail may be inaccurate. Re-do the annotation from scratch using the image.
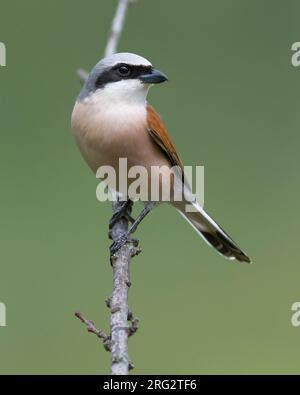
[175,201,251,263]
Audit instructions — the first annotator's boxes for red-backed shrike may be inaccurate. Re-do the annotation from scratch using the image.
[72,53,250,263]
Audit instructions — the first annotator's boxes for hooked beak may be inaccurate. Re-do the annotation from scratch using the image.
[139,68,168,84]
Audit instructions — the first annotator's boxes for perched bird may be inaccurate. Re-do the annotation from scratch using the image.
[72,52,250,263]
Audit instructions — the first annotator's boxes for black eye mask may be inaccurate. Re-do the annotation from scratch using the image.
[95,63,153,89]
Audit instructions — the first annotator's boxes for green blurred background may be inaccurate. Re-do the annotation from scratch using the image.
[0,0,300,374]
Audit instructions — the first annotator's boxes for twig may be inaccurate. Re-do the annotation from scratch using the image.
[75,0,138,375]
[77,68,89,84]
[75,312,111,352]
[128,310,140,337]
[76,0,132,84]
[105,0,131,57]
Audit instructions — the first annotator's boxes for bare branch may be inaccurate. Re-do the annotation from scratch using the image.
[105,0,136,375]
[76,0,132,83]
[76,68,89,84]
[75,0,138,376]
[105,0,131,57]
[75,312,111,352]
[109,200,138,375]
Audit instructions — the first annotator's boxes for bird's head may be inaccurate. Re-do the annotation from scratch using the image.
[78,52,168,105]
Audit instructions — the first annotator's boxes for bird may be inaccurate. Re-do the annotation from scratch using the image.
[71,52,251,263]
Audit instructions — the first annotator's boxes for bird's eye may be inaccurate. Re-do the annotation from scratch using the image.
[117,65,131,77]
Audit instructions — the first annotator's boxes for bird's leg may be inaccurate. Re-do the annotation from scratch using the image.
[110,203,155,256]
[109,199,134,230]
[127,204,154,234]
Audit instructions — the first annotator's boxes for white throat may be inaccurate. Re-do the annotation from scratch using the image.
[77,79,149,136]
[85,79,150,108]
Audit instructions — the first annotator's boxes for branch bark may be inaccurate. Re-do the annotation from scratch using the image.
[109,200,139,375]
[75,0,139,375]
[105,0,137,376]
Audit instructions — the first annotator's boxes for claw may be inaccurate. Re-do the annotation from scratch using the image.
[131,238,139,247]
[109,200,133,229]
[125,213,135,224]
[110,234,130,256]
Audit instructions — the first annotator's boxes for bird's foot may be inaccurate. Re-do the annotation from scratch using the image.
[131,238,139,247]
[109,200,134,230]
[110,233,130,256]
